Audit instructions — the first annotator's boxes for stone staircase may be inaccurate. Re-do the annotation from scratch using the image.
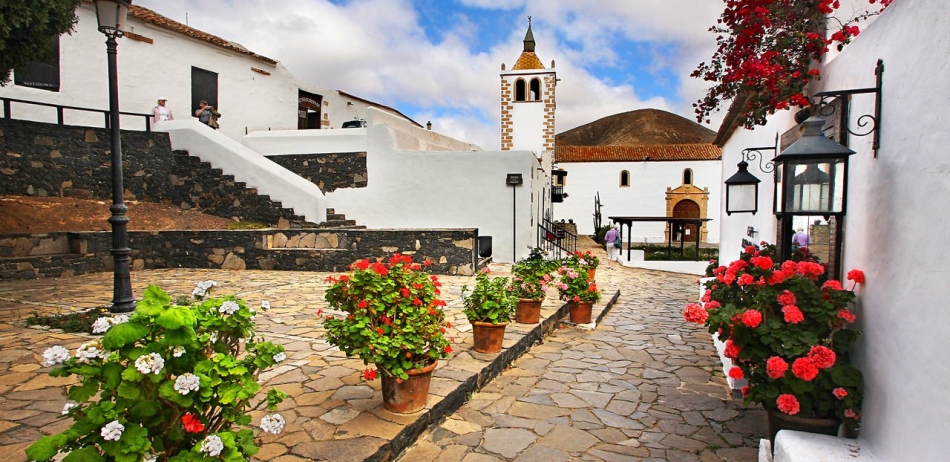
[324,208,364,229]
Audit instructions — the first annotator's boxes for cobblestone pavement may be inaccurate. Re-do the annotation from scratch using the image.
[0,250,764,461]
[397,268,766,462]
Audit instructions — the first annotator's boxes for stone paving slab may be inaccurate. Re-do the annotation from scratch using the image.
[0,262,621,462]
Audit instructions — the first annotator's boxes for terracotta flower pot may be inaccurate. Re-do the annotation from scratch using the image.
[766,409,840,446]
[471,321,507,354]
[568,300,593,324]
[587,268,596,281]
[515,298,542,324]
[381,361,437,414]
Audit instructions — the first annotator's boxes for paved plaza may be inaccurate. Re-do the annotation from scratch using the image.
[0,247,764,461]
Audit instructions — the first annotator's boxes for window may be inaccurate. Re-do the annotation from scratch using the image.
[530,78,542,101]
[683,168,693,185]
[15,36,60,92]
[191,67,219,115]
[515,78,527,102]
[620,170,630,187]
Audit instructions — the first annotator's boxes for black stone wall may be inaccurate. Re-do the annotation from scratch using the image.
[265,153,368,193]
[0,228,479,279]
[0,119,313,226]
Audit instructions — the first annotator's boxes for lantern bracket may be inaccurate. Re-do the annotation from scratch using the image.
[810,59,883,157]
[741,132,779,174]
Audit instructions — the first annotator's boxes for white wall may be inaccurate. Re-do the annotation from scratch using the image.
[719,1,950,459]
[323,124,541,264]
[553,160,722,241]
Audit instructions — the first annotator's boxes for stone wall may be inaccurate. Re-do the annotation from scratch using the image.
[265,152,367,193]
[0,228,480,280]
[0,119,313,226]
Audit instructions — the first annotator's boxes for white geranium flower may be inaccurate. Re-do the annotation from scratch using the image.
[208,333,218,343]
[192,280,218,299]
[260,413,285,434]
[172,346,186,357]
[75,342,105,364]
[100,420,124,441]
[134,352,165,375]
[91,317,112,334]
[62,403,77,415]
[174,373,200,395]
[261,300,271,310]
[272,352,286,363]
[42,345,70,366]
[219,300,239,315]
[143,454,158,462]
[200,435,224,457]
[112,314,130,325]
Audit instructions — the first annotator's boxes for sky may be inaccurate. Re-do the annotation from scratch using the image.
[134,0,726,151]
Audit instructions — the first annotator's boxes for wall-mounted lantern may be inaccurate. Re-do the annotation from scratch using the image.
[772,117,855,215]
[724,161,761,215]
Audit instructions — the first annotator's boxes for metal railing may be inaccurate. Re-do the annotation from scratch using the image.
[537,218,577,259]
[1,96,152,132]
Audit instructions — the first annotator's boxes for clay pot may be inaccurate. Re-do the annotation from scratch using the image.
[766,409,841,446]
[515,298,542,324]
[587,268,596,281]
[471,321,507,354]
[568,300,593,324]
[380,361,437,414]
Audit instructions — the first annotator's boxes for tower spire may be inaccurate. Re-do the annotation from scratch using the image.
[523,16,536,52]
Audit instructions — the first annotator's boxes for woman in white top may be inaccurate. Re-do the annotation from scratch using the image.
[151,97,174,124]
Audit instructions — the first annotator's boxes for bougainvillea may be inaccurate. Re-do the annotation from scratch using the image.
[693,0,894,128]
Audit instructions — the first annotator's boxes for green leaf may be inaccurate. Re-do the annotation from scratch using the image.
[831,365,863,387]
[101,363,122,390]
[155,307,196,330]
[101,323,150,350]
[163,326,198,347]
[120,366,144,383]
[68,381,100,402]
[158,381,193,408]
[25,435,62,461]
[129,400,161,419]
[60,447,104,462]
[137,285,172,316]
[116,381,141,400]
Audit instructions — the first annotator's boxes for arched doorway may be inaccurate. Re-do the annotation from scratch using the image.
[672,199,700,241]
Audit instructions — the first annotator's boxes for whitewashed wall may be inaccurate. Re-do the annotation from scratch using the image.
[323,124,541,264]
[553,160,721,242]
[719,1,950,459]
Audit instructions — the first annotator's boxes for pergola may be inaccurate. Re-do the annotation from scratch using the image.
[607,216,713,262]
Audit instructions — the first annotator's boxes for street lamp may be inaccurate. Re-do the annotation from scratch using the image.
[772,117,855,216]
[724,161,761,215]
[93,0,135,313]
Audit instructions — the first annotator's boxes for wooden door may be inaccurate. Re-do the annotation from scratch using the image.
[672,199,700,241]
[191,67,218,116]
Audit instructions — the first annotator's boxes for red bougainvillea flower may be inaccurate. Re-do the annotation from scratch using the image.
[847,269,865,284]
[728,366,745,380]
[182,413,205,433]
[808,345,837,369]
[363,368,377,380]
[833,387,848,399]
[777,394,801,415]
[741,310,763,328]
[782,305,805,324]
[724,339,741,360]
[838,309,857,323]
[777,290,797,306]
[792,357,820,381]
[766,356,789,379]
[683,303,709,324]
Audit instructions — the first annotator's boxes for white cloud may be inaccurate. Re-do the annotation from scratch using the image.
[134,0,724,150]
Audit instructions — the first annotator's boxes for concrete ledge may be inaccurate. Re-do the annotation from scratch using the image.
[368,289,622,461]
[761,431,877,462]
[619,259,708,275]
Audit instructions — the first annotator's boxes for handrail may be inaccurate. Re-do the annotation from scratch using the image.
[1,96,151,132]
[537,218,577,260]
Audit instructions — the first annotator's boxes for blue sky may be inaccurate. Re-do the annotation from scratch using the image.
[135,0,725,150]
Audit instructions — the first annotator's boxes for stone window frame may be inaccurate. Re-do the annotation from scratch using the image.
[683,168,693,185]
[619,170,631,188]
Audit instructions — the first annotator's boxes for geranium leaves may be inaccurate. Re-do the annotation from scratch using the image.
[101,323,150,350]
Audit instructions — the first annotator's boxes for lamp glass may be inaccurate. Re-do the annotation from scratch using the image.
[785,159,844,213]
[728,184,758,213]
[94,0,130,32]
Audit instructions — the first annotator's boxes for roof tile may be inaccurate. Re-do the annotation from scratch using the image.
[555,144,722,163]
[512,52,545,70]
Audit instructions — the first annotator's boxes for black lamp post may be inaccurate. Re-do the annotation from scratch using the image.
[724,161,761,215]
[93,0,135,313]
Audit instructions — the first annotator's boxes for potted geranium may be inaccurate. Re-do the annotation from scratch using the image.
[511,248,557,324]
[461,268,517,354]
[684,243,864,444]
[565,250,600,281]
[322,254,453,413]
[556,264,602,324]
[27,282,287,462]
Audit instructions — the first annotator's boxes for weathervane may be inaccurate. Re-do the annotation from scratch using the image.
[528,16,532,26]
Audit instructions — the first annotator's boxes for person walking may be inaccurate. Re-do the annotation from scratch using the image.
[791,228,812,251]
[604,223,620,268]
[151,97,174,124]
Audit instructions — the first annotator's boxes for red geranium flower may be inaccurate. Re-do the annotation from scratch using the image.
[847,269,865,284]
[741,310,763,328]
[808,345,837,369]
[782,305,804,324]
[838,309,857,323]
[792,357,819,381]
[724,339,741,360]
[822,280,843,291]
[833,387,848,399]
[683,303,709,324]
[363,368,377,380]
[776,290,796,306]
[182,413,205,433]
[777,394,801,415]
[766,356,789,379]
[728,367,744,380]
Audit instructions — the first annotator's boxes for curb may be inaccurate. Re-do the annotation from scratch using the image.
[368,288,623,461]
